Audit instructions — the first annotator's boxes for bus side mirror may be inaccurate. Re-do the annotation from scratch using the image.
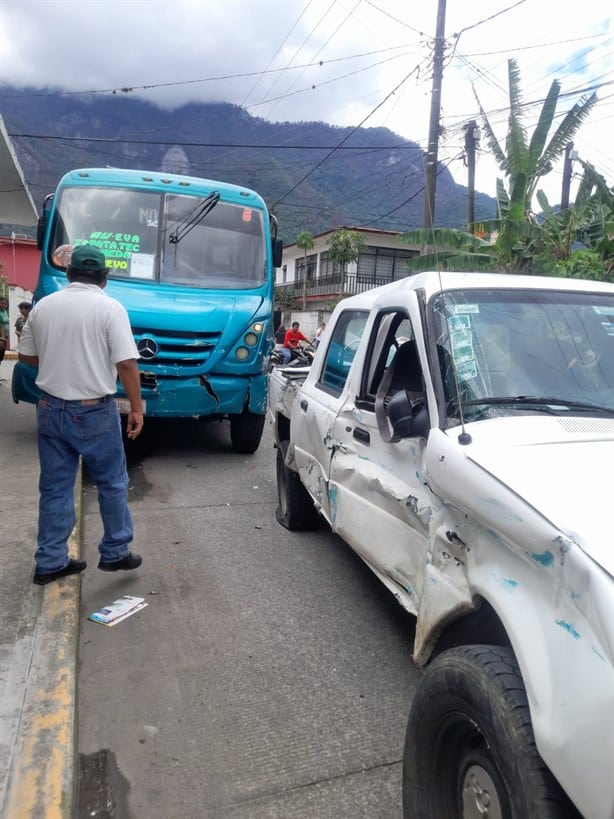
[36,213,47,250]
[37,193,54,250]
[272,238,283,269]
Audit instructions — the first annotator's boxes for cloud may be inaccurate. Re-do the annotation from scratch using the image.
[0,0,612,204]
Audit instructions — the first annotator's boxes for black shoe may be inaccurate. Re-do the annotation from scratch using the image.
[33,558,87,585]
[98,552,142,572]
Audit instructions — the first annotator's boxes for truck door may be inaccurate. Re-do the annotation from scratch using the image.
[328,307,435,611]
[291,309,369,524]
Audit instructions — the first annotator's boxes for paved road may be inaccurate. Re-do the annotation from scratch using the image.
[77,417,420,819]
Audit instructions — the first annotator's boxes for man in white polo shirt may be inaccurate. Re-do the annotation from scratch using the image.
[19,244,144,585]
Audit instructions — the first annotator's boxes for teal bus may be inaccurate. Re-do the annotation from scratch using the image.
[12,168,282,453]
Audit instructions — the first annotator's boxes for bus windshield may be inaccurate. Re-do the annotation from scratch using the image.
[50,186,267,289]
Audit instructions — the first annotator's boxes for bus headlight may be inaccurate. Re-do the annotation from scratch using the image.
[235,347,249,360]
[244,332,259,347]
[252,322,264,334]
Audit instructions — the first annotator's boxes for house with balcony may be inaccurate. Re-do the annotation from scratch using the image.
[277,227,421,313]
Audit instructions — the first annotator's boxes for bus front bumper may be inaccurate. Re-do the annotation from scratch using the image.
[12,363,268,419]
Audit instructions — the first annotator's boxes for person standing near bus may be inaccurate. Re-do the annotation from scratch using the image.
[0,295,9,381]
[18,245,145,585]
[15,301,32,339]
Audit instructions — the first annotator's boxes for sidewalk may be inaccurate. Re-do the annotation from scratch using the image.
[0,357,81,819]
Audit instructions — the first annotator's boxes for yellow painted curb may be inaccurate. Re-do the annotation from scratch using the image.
[4,468,82,819]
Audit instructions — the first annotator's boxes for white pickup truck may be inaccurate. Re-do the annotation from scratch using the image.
[268,272,614,819]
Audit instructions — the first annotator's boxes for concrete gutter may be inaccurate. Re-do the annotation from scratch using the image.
[2,471,82,819]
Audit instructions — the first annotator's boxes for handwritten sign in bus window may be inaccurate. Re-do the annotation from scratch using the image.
[130,254,155,279]
[84,232,141,259]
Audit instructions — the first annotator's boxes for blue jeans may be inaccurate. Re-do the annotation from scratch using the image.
[35,392,133,574]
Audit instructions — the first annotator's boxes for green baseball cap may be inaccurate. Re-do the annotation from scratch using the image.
[69,244,109,273]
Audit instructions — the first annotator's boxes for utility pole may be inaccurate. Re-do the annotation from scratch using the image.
[463,120,480,230]
[560,141,574,210]
[422,0,447,229]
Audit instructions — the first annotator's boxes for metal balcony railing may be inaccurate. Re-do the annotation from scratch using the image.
[277,270,406,298]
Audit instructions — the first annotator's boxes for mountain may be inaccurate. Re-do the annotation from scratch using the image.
[0,86,496,242]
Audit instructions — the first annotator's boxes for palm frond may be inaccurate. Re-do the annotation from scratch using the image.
[505,60,528,174]
[475,91,508,173]
[401,227,492,251]
[406,250,497,272]
[507,59,524,126]
[526,80,560,174]
[537,93,598,176]
[496,179,509,220]
[577,160,614,208]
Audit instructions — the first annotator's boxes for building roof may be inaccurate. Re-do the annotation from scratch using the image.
[0,115,37,226]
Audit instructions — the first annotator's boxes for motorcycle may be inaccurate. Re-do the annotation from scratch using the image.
[268,343,315,372]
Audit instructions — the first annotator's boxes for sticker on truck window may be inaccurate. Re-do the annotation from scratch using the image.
[452,304,479,314]
[451,329,474,359]
[449,314,471,331]
[456,360,478,380]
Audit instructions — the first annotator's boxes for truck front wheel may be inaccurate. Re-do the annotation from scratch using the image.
[229,411,265,454]
[276,441,320,531]
[403,645,580,819]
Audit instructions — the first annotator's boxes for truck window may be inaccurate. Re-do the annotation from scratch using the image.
[318,310,368,396]
[358,311,419,409]
[431,288,614,420]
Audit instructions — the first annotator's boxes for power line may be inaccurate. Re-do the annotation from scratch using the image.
[0,43,415,100]
[240,0,315,107]
[452,0,528,42]
[7,133,423,151]
[361,0,426,37]
[262,0,363,118]
[271,63,421,206]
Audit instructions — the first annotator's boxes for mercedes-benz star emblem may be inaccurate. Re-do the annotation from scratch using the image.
[137,337,159,360]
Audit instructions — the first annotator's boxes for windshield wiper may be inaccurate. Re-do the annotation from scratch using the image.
[168,191,220,244]
[460,396,614,415]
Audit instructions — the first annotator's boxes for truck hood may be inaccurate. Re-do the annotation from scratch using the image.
[456,415,614,578]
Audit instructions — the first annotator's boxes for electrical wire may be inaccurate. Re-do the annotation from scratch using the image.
[271,63,421,206]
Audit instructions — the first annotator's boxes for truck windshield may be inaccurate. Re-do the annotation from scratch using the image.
[431,288,614,419]
[50,186,267,289]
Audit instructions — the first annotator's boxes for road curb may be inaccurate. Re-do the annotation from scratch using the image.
[3,469,82,819]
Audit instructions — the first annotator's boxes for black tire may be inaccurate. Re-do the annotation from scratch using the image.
[229,411,265,454]
[275,440,320,530]
[403,645,581,819]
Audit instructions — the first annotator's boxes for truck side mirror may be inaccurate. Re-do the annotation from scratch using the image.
[387,390,429,439]
[272,238,283,269]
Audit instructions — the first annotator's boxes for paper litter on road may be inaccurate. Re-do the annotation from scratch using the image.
[88,595,148,626]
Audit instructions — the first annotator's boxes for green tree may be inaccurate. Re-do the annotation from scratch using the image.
[296,230,314,310]
[402,61,601,274]
[274,285,299,313]
[401,227,498,271]
[475,58,597,266]
[328,229,367,281]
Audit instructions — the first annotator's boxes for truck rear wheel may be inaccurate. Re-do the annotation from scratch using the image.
[229,411,265,454]
[276,441,320,530]
[403,645,580,819]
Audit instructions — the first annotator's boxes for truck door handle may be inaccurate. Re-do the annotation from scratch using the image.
[353,427,370,444]
[300,399,308,411]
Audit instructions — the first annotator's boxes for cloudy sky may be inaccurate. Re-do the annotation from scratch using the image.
[0,0,612,209]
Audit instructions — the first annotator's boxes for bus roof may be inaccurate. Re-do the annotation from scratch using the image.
[58,167,268,209]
